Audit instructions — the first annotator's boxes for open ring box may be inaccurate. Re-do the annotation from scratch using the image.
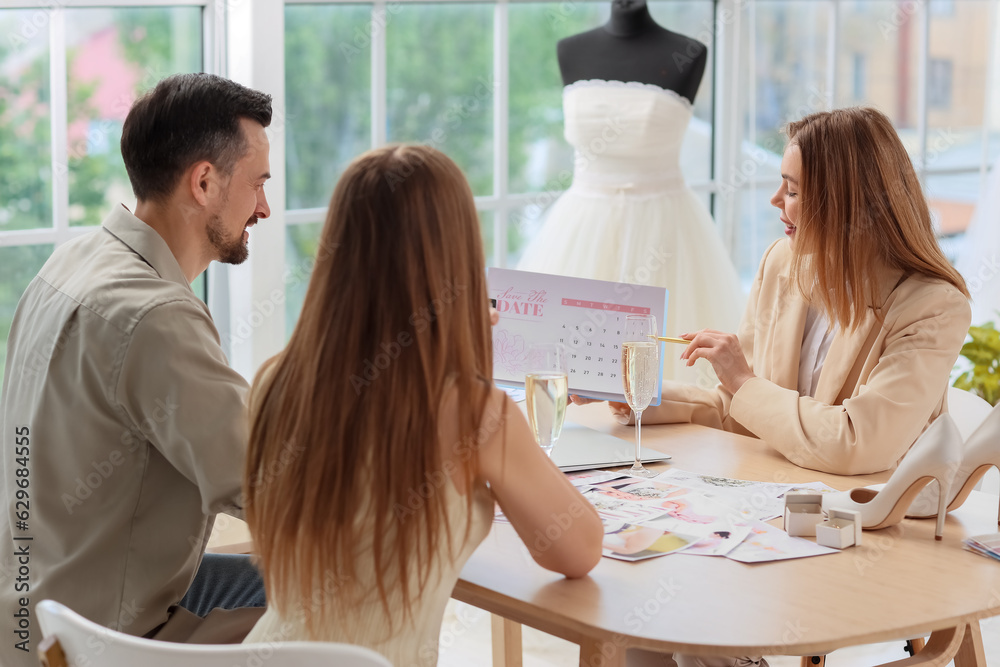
[816,508,863,549]
[783,492,825,537]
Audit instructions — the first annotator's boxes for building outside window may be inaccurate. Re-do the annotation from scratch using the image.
[928,57,955,109]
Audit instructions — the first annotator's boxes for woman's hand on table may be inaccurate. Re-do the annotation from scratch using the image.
[679,329,755,395]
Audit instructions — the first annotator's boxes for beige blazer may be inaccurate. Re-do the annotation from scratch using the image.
[646,239,971,475]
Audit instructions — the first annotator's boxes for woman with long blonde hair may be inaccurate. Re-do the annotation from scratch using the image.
[598,106,970,476]
[242,145,602,665]
[621,107,972,667]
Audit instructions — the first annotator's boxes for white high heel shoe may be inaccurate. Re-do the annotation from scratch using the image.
[821,414,963,541]
[906,401,1000,523]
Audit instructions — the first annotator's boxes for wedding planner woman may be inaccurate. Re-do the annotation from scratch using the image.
[599,106,971,477]
[242,145,603,665]
[614,106,972,667]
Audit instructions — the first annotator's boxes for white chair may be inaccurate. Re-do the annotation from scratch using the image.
[36,600,392,667]
[948,385,996,492]
[947,385,993,441]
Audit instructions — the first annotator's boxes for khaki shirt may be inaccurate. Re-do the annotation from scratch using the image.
[0,205,248,666]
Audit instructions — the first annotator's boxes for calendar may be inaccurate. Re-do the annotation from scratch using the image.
[488,268,669,404]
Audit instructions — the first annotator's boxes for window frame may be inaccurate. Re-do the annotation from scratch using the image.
[0,0,223,250]
[281,0,721,268]
[277,0,997,279]
[2,0,998,380]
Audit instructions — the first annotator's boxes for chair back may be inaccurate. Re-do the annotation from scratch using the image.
[36,600,393,667]
[947,386,993,441]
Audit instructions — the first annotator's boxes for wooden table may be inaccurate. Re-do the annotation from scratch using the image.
[453,403,1000,667]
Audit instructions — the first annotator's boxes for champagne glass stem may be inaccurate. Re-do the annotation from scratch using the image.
[633,409,643,469]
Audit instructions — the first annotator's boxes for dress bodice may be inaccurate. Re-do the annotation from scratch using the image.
[564,79,693,194]
[519,80,743,383]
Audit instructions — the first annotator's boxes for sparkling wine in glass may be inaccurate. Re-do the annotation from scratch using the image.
[525,343,569,458]
[621,315,659,477]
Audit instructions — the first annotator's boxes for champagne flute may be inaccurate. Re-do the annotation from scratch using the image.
[524,343,569,458]
[621,314,659,477]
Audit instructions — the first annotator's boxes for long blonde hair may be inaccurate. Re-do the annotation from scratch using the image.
[786,107,968,329]
[244,145,493,634]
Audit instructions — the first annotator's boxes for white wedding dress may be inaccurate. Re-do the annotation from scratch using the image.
[518,80,744,384]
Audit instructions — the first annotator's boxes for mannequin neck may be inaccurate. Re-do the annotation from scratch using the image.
[605,0,659,37]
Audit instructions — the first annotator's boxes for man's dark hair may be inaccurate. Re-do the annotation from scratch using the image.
[121,73,272,202]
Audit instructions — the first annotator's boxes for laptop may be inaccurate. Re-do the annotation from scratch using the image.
[550,422,671,472]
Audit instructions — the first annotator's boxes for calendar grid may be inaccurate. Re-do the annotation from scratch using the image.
[489,268,668,405]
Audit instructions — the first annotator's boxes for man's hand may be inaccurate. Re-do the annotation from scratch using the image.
[679,329,754,394]
[490,306,500,326]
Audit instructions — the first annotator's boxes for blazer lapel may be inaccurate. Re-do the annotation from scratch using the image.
[814,310,877,402]
[814,268,905,402]
[768,272,809,390]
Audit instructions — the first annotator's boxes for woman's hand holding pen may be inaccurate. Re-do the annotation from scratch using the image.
[678,330,755,395]
[569,330,754,418]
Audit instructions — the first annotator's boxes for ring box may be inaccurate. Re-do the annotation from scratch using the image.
[816,509,862,549]
[783,492,825,537]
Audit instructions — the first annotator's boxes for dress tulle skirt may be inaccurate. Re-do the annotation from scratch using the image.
[518,183,744,387]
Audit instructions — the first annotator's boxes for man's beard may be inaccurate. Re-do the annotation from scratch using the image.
[206,213,250,265]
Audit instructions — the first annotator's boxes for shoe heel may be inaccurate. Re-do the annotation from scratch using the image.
[822,415,962,538]
[935,478,950,540]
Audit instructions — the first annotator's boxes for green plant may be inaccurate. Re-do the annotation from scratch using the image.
[953,322,1000,406]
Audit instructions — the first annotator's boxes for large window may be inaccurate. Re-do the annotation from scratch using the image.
[283,0,716,332]
[734,0,999,282]
[281,0,1000,333]
[2,0,1000,377]
[65,8,202,227]
[0,4,209,383]
[925,0,996,249]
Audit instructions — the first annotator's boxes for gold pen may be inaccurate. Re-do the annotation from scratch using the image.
[648,335,690,344]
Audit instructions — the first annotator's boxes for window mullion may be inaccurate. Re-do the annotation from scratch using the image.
[205,0,228,333]
[916,0,929,187]
[826,0,839,109]
[980,0,999,191]
[746,0,758,263]
[225,0,287,378]
[747,0,756,180]
[49,6,69,246]
[203,0,226,76]
[711,0,745,257]
[0,230,58,247]
[493,0,508,267]
[0,0,205,6]
[371,1,387,148]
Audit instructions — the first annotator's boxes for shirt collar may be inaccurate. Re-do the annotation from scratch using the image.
[102,204,193,292]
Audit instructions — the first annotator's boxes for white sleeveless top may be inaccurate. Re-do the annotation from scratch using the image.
[244,478,493,666]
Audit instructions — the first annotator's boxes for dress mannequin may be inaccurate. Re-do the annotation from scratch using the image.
[557,0,707,103]
[516,0,743,386]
